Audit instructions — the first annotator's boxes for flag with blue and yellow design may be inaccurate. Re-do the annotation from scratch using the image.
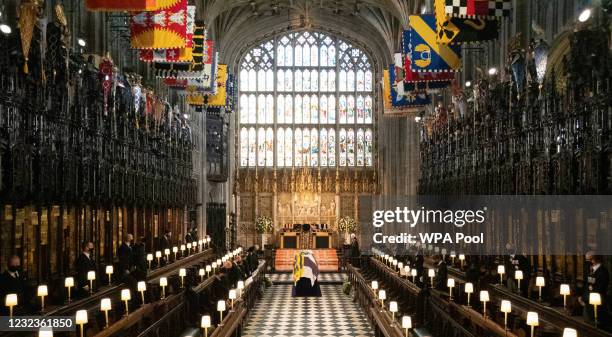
[408,14,462,72]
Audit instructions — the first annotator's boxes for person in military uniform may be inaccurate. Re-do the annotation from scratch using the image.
[580,254,610,328]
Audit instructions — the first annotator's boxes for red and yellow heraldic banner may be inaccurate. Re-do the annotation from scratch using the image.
[130,0,188,49]
[86,0,181,11]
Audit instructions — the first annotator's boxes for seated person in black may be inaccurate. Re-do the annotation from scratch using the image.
[75,241,97,297]
[0,256,30,315]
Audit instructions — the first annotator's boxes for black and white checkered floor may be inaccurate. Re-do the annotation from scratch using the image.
[242,284,375,337]
[269,272,346,284]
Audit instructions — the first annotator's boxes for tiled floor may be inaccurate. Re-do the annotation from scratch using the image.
[269,272,347,284]
[242,284,375,337]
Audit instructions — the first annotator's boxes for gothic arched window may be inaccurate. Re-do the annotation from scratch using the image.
[239,31,374,168]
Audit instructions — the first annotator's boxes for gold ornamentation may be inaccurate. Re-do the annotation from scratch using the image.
[19,0,41,74]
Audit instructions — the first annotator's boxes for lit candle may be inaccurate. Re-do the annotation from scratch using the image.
[480,291,489,319]
[589,292,601,324]
[199,268,206,282]
[172,246,178,260]
[5,293,17,318]
[65,277,74,302]
[155,251,162,266]
[160,277,168,299]
[428,268,435,288]
[147,254,153,270]
[212,262,218,273]
[38,328,53,337]
[217,300,226,323]
[192,241,197,252]
[398,262,404,274]
[100,298,111,328]
[75,310,88,337]
[187,243,192,254]
[237,281,245,297]
[459,254,465,268]
[378,290,386,308]
[201,315,211,337]
[500,300,511,330]
[106,265,114,284]
[403,266,410,278]
[216,259,222,266]
[497,265,505,284]
[411,269,417,283]
[526,312,539,337]
[402,316,412,337]
[179,268,187,288]
[87,271,96,294]
[137,281,147,304]
[389,301,398,323]
[535,276,545,301]
[37,285,48,311]
[562,328,577,337]
[164,249,170,261]
[560,284,570,309]
[447,278,455,300]
[515,270,524,291]
[464,282,474,307]
[229,289,237,309]
[121,289,131,316]
[371,280,379,294]
[206,265,212,277]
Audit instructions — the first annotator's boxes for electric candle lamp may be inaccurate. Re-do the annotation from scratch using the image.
[199,268,206,282]
[398,261,403,271]
[206,265,212,277]
[65,277,74,302]
[450,251,456,264]
[147,254,153,270]
[497,265,505,284]
[137,281,146,304]
[222,256,227,263]
[105,265,114,284]
[403,266,410,278]
[216,259,222,266]
[180,244,186,257]
[589,292,602,323]
[198,240,203,251]
[562,328,577,337]
[38,328,53,337]
[187,243,192,254]
[371,280,379,294]
[229,289,237,309]
[155,251,162,266]
[164,249,170,261]
[121,289,131,316]
[500,300,511,330]
[87,271,96,294]
[459,254,466,268]
[389,301,398,323]
[37,285,48,311]
[526,312,539,337]
[75,310,88,337]
[172,246,178,260]
[480,291,490,319]
[237,281,245,297]
[100,298,111,328]
[515,270,524,291]
[217,300,226,323]
[207,237,211,247]
[447,278,455,300]
[392,260,398,270]
[160,277,168,299]
[464,282,474,307]
[560,284,570,309]
[201,315,211,337]
[378,290,386,308]
[192,241,197,252]
[411,269,417,283]
[428,268,435,288]
[402,316,412,337]
[535,276,545,301]
[179,268,187,288]
[5,294,17,318]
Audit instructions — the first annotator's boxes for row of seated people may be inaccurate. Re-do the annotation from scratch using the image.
[280,223,331,231]
[370,246,610,332]
[0,230,220,317]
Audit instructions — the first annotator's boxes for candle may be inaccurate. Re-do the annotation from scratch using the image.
[201,315,211,337]
[65,277,74,302]
[218,300,226,323]
[371,280,379,292]
[500,300,511,330]
[106,265,114,284]
[37,285,48,311]
[187,243,192,254]
[172,246,178,260]
[464,282,474,307]
[403,266,410,278]
[87,271,96,294]
[480,291,489,319]
[402,316,412,337]
[535,276,545,301]
[100,298,111,328]
[562,328,577,337]
[428,268,435,288]
[526,312,538,337]
[75,310,88,337]
[515,270,524,291]
[459,254,465,268]
[389,301,398,323]
[164,249,170,261]
[206,265,212,277]
[560,284,570,308]
[199,268,206,282]
[5,294,17,318]
[411,269,417,283]
[38,328,53,337]
[589,292,602,323]
[447,278,455,300]
[160,277,168,299]
[378,290,386,308]
[237,280,245,297]
[497,265,505,284]
[137,281,147,304]
[121,289,131,316]
[147,254,153,270]
[155,251,162,266]
[229,289,237,309]
[179,268,187,288]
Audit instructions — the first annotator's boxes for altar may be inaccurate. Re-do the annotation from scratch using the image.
[278,223,333,249]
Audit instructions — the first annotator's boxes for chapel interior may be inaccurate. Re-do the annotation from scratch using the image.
[0,0,611,337]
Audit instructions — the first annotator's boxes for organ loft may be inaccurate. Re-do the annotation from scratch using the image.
[0,0,610,337]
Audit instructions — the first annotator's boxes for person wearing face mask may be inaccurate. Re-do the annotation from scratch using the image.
[580,253,610,328]
[75,241,97,297]
[504,242,530,297]
[0,255,29,315]
[158,229,172,251]
[117,234,134,282]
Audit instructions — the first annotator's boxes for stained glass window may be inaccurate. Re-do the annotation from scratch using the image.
[239,31,374,168]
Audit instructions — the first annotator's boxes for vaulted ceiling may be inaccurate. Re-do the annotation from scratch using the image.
[196,0,425,72]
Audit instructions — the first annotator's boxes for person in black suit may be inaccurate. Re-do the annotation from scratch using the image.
[580,254,610,327]
[0,256,29,315]
[350,234,361,267]
[434,255,448,291]
[184,230,193,244]
[505,243,530,297]
[75,241,97,297]
[132,236,147,279]
[117,234,134,282]
[158,230,172,251]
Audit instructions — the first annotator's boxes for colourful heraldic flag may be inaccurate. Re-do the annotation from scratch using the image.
[130,0,188,49]
[186,64,228,106]
[293,251,319,286]
[435,0,499,45]
[383,66,431,116]
[139,5,195,62]
[442,0,511,18]
[86,0,183,11]
[408,14,462,72]
[154,27,216,82]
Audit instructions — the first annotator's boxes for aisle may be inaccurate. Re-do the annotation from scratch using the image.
[242,284,375,337]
